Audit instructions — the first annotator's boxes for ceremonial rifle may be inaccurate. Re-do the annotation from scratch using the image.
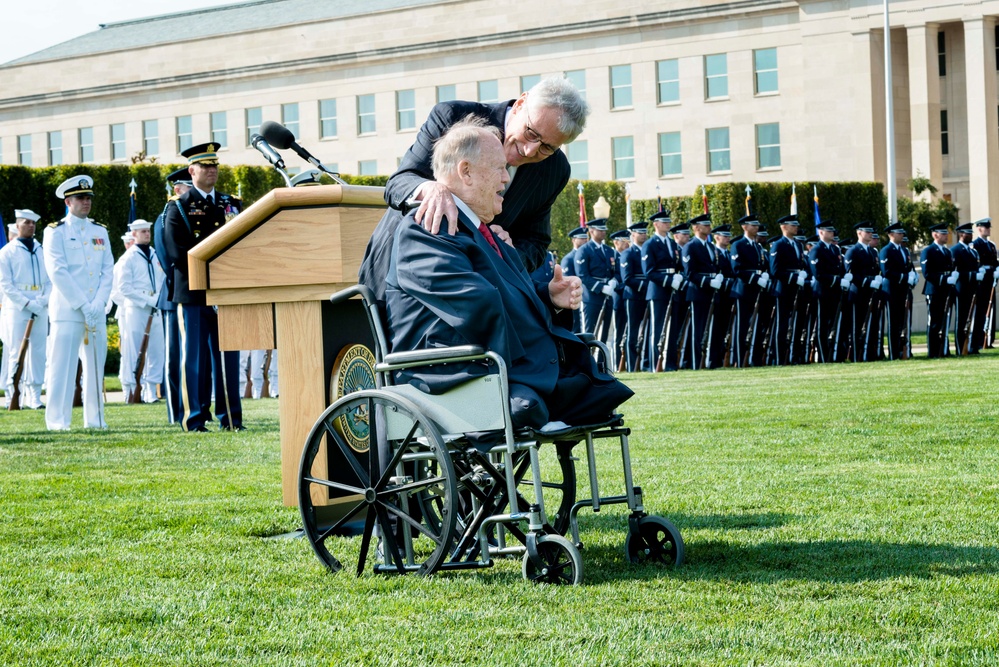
[7,316,35,411]
[699,293,717,370]
[961,290,978,356]
[634,306,651,372]
[261,349,274,397]
[617,319,628,373]
[741,291,762,368]
[784,279,802,365]
[722,302,738,368]
[127,309,157,404]
[654,293,676,373]
[983,277,997,349]
[900,288,912,361]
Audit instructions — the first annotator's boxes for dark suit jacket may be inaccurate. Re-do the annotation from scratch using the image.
[385,209,611,400]
[360,100,570,302]
[163,189,240,306]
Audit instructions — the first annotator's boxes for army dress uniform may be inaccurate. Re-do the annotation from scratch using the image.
[0,210,51,408]
[920,225,957,358]
[163,143,243,432]
[619,223,649,372]
[879,223,916,360]
[44,176,114,430]
[118,221,166,402]
[575,219,619,345]
[971,219,998,351]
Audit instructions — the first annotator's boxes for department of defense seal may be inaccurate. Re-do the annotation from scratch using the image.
[329,344,376,452]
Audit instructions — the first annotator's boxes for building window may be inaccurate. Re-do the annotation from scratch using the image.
[478,80,499,103]
[282,103,299,139]
[941,109,949,155]
[357,94,376,134]
[566,140,588,180]
[754,48,778,94]
[612,136,635,180]
[437,85,456,104]
[358,160,378,176]
[707,127,731,172]
[110,123,126,161]
[48,131,63,166]
[396,89,416,131]
[79,127,94,163]
[176,115,193,153]
[246,107,262,145]
[610,65,632,109]
[938,31,946,76]
[143,120,159,156]
[17,135,31,166]
[319,99,337,138]
[210,112,227,148]
[565,69,586,99]
[756,123,781,168]
[656,59,679,105]
[705,54,728,99]
[520,75,541,93]
[658,132,682,176]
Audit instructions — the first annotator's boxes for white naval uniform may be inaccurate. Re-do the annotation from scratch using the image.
[43,215,114,430]
[117,244,165,402]
[0,238,51,407]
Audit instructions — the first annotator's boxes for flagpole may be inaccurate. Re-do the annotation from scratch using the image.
[884,0,897,224]
[625,183,632,226]
[577,182,586,228]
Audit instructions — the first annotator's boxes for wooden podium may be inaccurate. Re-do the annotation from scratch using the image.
[189,184,385,505]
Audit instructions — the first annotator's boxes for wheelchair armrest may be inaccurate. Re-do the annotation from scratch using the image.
[329,284,376,308]
[378,345,486,371]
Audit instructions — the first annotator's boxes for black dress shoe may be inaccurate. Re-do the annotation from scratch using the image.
[190,426,210,433]
[219,425,246,432]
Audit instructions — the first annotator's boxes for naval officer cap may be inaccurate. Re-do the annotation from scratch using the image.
[128,219,153,231]
[711,224,732,236]
[688,213,712,227]
[627,221,649,233]
[853,220,875,232]
[585,218,608,230]
[884,221,904,234]
[568,226,588,239]
[929,222,949,233]
[610,229,631,241]
[56,175,94,199]
[14,209,40,222]
[649,210,672,224]
[956,222,974,234]
[182,142,220,165]
[975,217,991,228]
[777,214,799,227]
[291,169,323,187]
[738,214,760,226]
[166,167,193,187]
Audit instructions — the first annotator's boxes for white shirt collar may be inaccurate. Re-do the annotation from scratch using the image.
[452,195,481,227]
[195,186,216,200]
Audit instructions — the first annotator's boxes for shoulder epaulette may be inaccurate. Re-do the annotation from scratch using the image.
[168,195,180,201]
[47,221,63,229]
[92,222,107,228]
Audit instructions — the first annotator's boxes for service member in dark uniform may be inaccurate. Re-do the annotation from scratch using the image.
[681,214,724,370]
[529,249,557,283]
[729,214,771,367]
[971,218,999,351]
[768,215,808,365]
[575,218,619,345]
[163,143,243,432]
[920,222,957,358]
[609,229,631,368]
[951,222,983,355]
[560,226,588,333]
[844,221,882,362]
[807,221,845,363]
[709,224,739,368]
[879,222,917,360]
[642,211,683,371]
[619,222,648,371]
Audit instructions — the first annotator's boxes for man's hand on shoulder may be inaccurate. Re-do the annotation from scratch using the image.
[548,264,582,310]
[413,181,459,236]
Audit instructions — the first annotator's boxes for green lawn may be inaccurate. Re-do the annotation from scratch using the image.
[2,354,999,666]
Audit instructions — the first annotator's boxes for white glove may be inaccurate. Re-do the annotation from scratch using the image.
[83,303,100,328]
[843,272,853,283]
[607,278,619,291]
[25,300,43,316]
[798,270,808,282]
[871,276,883,289]
[977,267,987,281]
[147,295,159,309]
[840,277,851,290]
[600,284,615,297]
[105,301,114,315]
[757,273,770,289]
[946,273,958,285]
[670,274,684,290]
[908,270,917,284]
[709,274,724,289]
[796,273,806,287]
[994,267,999,281]
[950,270,960,282]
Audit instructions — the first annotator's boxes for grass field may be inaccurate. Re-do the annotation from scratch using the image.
[2,353,998,666]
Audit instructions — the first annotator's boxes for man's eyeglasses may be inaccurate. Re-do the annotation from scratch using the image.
[524,105,560,157]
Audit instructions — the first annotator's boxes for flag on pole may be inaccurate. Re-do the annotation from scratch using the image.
[813,185,821,226]
[577,182,586,227]
[656,185,663,213]
[128,179,138,226]
[744,184,753,216]
[625,183,633,227]
[701,185,709,214]
[790,183,797,216]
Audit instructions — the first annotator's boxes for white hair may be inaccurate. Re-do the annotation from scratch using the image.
[431,115,503,179]
[529,76,590,142]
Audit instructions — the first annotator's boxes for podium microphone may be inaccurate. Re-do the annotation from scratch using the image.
[260,121,346,184]
[250,133,292,187]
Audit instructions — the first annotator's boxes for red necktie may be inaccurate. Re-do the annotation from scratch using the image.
[479,223,503,257]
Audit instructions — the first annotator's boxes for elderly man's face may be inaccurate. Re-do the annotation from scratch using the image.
[504,94,573,167]
[462,135,509,223]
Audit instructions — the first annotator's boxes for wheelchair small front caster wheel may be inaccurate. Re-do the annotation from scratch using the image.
[522,534,583,585]
[625,515,684,567]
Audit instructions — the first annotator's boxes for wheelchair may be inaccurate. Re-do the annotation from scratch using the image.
[298,284,683,584]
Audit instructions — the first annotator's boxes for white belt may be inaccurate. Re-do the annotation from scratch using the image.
[19,284,41,291]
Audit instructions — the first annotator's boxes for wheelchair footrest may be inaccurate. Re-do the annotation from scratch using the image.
[521,414,627,441]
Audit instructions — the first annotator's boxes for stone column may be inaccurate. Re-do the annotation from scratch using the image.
[907,23,943,196]
[964,17,999,220]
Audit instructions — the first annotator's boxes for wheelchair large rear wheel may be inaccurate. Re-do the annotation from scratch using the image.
[299,390,458,577]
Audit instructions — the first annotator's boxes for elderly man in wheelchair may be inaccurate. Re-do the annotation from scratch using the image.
[298,117,683,584]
